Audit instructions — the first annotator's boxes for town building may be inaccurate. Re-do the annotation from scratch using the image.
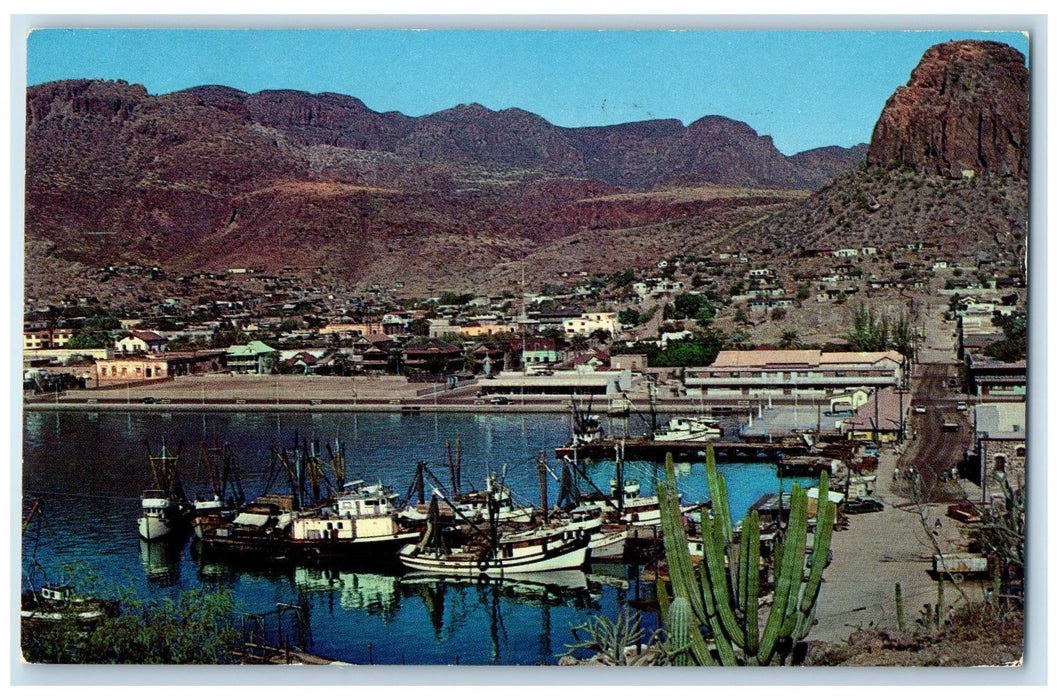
[523,337,564,366]
[610,354,650,372]
[226,340,278,374]
[402,338,464,376]
[96,356,170,385]
[965,354,1027,398]
[562,312,619,338]
[839,387,908,443]
[478,368,633,397]
[161,350,228,376]
[683,349,905,399]
[115,330,167,355]
[973,402,1026,497]
[22,328,75,351]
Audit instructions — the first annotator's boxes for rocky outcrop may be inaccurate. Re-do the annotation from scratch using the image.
[867,40,1029,178]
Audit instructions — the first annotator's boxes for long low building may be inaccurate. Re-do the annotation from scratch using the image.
[684,349,905,399]
[477,369,632,397]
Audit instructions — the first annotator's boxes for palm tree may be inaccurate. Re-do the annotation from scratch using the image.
[778,329,801,350]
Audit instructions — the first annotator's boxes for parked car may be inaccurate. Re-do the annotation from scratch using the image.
[843,497,885,514]
[141,397,158,404]
[956,402,968,411]
[489,396,511,405]
[914,405,927,414]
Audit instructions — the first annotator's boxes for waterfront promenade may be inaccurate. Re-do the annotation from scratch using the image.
[24,373,715,414]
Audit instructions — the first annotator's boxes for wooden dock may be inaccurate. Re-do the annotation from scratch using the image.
[555,438,809,462]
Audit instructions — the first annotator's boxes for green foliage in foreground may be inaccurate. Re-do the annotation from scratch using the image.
[21,588,241,664]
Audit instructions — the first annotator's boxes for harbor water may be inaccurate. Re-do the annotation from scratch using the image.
[21,410,816,665]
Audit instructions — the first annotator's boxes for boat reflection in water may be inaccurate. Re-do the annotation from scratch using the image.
[293,567,400,618]
[138,536,186,587]
[399,569,603,662]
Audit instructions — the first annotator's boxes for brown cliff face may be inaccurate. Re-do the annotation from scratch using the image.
[867,40,1029,178]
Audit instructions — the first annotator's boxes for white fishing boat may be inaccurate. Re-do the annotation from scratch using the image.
[653,416,722,442]
[452,473,535,524]
[289,481,423,560]
[138,441,192,541]
[399,524,589,577]
[138,488,192,541]
[578,479,662,526]
[191,442,244,538]
[547,505,628,559]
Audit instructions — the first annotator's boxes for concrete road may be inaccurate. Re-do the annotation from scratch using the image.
[812,445,987,644]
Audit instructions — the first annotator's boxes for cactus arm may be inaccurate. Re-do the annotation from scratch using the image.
[779,485,809,638]
[705,447,734,544]
[698,561,738,666]
[659,453,707,623]
[700,502,747,648]
[666,597,694,666]
[737,518,750,614]
[794,476,836,640]
[743,509,761,657]
[757,484,807,664]
[657,569,672,624]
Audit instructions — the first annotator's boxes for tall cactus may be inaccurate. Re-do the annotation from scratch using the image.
[657,447,836,665]
[895,582,906,632]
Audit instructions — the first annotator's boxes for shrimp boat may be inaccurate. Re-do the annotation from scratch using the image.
[196,494,295,560]
[399,524,589,577]
[191,442,245,539]
[453,473,534,524]
[398,494,590,577]
[138,440,192,541]
[289,480,423,561]
[538,455,628,559]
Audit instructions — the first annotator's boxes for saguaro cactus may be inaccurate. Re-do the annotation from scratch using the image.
[657,446,836,665]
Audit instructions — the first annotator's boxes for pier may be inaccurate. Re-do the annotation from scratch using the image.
[555,437,809,462]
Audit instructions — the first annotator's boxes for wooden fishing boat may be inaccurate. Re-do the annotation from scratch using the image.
[196,494,295,561]
[544,505,629,560]
[289,481,423,561]
[138,440,192,541]
[399,525,589,577]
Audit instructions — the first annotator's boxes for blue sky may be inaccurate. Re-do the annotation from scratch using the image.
[25,28,1030,155]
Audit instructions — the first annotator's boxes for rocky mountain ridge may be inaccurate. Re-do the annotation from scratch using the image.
[24,77,863,297]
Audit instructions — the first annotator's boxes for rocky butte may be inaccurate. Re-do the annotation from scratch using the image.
[867,40,1029,178]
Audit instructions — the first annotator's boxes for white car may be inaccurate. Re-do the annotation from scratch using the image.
[914,405,927,414]
[956,402,968,411]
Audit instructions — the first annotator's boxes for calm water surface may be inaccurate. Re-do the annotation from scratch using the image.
[21,410,814,665]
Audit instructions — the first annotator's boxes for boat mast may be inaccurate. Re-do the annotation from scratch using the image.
[537,453,549,524]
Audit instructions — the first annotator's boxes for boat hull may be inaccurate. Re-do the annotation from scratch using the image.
[196,532,291,561]
[139,514,174,541]
[399,538,589,577]
[289,531,422,563]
